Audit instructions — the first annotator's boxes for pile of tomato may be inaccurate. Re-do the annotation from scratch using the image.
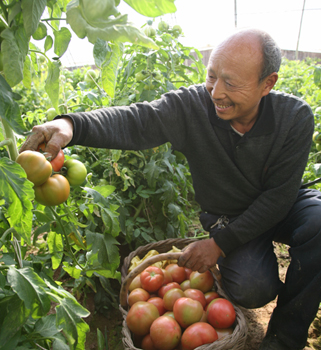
[126,263,236,350]
[16,144,87,206]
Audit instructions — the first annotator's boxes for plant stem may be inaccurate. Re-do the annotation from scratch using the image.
[48,206,84,271]
[0,117,18,160]
[0,138,12,148]
[133,200,144,220]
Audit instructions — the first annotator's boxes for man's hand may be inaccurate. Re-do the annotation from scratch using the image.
[177,238,223,273]
[19,118,74,160]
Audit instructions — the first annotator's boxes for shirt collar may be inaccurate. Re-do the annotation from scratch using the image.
[207,92,275,136]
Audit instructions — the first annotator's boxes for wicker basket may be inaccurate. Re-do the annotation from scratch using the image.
[119,238,248,350]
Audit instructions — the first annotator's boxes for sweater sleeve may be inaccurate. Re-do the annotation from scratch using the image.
[211,103,314,255]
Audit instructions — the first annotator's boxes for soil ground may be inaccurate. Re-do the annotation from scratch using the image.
[83,243,321,350]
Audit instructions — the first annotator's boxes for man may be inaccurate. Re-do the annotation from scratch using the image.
[20,29,320,349]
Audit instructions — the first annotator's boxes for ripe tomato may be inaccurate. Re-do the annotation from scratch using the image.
[140,266,164,293]
[37,143,64,172]
[204,291,220,305]
[162,268,173,285]
[173,297,203,328]
[150,315,181,350]
[180,280,191,291]
[184,267,193,279]
[158,282,181,298]
[180,322,218,350]
[129,274,142,292]
[163,288,185,311]
[165,264,186,284]
[206,298,236,329]
[126,301,159,336]
[34,174,70,206]
[141,334,157,350]
[64,159,87,186]
[128,288,150,307]
[184,289,206,308]
[147,297,166,316]
[16,151,52,186]
[189,270,214,293]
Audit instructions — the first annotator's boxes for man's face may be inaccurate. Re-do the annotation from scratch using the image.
[205,36,270,125]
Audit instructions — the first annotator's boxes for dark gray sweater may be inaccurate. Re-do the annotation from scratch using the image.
[65,83,314,255]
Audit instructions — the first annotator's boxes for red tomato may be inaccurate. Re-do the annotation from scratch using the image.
[180,322,218,350]
[16,150,52,186]
[163,311,175,319]
[184,267,193,279]
[140,266,164,293]
[128,288,150,307]
[216,327,233,339]
[189,270,214,293]
[158,282,181,298]
[163,288,185,311]
[206,298,236,329]
[204,291,220,305]
[184,289,206,308]
[150,316,181,350]
[173,297,203,328]
[37,143,65,172]
[34,174,70,206]
[162,268,173,285]
[148,297,166,316]
[180,280,191,291]
[126,301,159,336]
[165,264,186,284]
[129,274,142,292]
[141,334,158,350]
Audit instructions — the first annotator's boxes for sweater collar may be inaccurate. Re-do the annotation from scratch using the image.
[207,92,275,137]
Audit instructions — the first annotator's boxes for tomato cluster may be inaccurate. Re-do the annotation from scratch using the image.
[16,147,87,206]
[126,263,236,350]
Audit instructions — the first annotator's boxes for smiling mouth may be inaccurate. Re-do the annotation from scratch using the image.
[215,103,233,110]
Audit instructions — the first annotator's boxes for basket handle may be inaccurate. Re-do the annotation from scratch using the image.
[120,252,182,308]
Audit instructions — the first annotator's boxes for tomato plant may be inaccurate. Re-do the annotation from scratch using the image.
[126,301,159,336]
[173,297,204,328]
[16,151,52,186]
[38,143,65,172]
[206,298,236,329]
[189,270,214,293]
[150,315,181,350]
[140,266,164,292]
[64,159,87,186]
[180,322,218,350]
[34,174,70,206]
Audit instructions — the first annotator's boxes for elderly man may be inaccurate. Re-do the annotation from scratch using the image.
[21,29,320,350]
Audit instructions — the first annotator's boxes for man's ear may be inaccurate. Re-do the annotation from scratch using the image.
[261,72,278,97]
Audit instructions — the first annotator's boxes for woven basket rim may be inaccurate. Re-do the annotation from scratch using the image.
[120,238,248,350]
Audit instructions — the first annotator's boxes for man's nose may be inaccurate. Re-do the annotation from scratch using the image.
[211,79,225,100]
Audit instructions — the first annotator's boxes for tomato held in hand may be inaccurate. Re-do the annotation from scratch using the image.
[16,151,52,186]
[34,174,70,206]
[140,266,164,293]
[64,159,87,186]
[37,143,64,172]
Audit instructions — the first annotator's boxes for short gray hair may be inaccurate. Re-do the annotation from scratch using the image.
[256,30,282,82]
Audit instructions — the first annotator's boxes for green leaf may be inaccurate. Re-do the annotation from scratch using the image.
[34,314,60,337]
[47,231,64,269]
[143,159,165,188]
[21,0,47,37]
[44,35,54,52]
[93,38,110,67]
[45,60,61,112]
[92,184,116,198]
[0,295,30,348]
[124,0,176,17]
[62,262,82,279]
[52,334,70,350]
[22,55,32,89]
[54,27,72,57]
[7,266,51,318]
[101,42,123,98]
[0,75,28,135]
[66,2,158,49]
[0,158,34,243]
[86,230,120,273]
[97,328,105,350]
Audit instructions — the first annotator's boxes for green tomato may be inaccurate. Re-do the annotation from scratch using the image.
[317,143,321,152]
[34,174,70,206]
[158,21,169,32]
[172,25,182,34]
[32,22,47,40]
[135,71,148,82]
[85,69,97,86]
[64,159,87,186]
[46,107,57,121]
[16,151,52,186]
[144,26,156,37]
